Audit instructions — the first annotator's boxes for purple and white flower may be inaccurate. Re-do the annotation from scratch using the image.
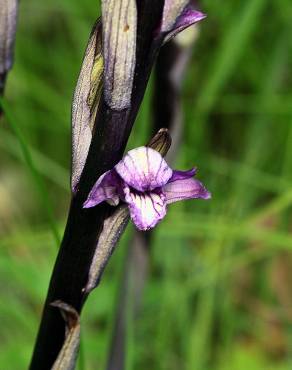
[84,146,211,230]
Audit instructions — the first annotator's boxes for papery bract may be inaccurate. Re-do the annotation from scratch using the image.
[102,0,137,110]
[0,0,18,75]
[71,20,103,192]
[0,0,19,94]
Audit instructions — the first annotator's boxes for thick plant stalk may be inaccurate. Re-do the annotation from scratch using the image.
[106,22,199,370]
[29,2,205,369]
[29,3,165,369]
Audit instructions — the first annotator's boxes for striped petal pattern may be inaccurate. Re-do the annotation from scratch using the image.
[115,147,173,192]
[84,146,211,230]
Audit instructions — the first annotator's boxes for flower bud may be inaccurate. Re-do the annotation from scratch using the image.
[102,0,137,110]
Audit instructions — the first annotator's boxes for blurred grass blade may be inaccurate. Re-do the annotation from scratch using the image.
[196,0,266,111]
[0,96,60,245]
[247,189,292,226]
[0,128,68,191]
[191,0,266,149]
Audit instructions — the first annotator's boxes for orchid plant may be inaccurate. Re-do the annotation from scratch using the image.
[25,1,210,369]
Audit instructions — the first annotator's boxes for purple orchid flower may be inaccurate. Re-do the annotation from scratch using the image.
[84,146,211,231]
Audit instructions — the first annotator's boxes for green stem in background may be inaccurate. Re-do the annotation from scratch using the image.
[187,33,290,369]
[0,128,69,191]
[106,22,198,368]
[188,0,266,155]
[0,96,60,246]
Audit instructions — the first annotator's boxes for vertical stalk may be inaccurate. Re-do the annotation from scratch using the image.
[29,2,165,369]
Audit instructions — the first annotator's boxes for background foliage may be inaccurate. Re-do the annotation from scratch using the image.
[0,0,292,369]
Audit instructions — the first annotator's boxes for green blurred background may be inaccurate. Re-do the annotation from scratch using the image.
[1,0,292,369]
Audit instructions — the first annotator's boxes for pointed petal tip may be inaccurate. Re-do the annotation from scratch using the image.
[194,11,207,21]
[163,7,207,43]
[83,169,121,208]
[202,190,212,200]
[175,8,207,29]
[164,177,211,204]
[83,199,97,208]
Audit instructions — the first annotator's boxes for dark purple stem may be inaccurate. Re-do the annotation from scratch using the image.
[0,73,6,96]
[29,2,165,369]
[0,73,7,117]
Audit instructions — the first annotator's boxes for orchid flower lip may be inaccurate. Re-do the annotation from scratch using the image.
[83,146,211,230]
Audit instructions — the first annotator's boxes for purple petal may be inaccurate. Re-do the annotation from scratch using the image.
[168,168,197,182]
[123,186,167,230]
[161,0,189,32]
[115,147,173,192]
[83,169,121,208]
[164,7,206,42]
[163,177,211,204]
[175,8,206,30]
